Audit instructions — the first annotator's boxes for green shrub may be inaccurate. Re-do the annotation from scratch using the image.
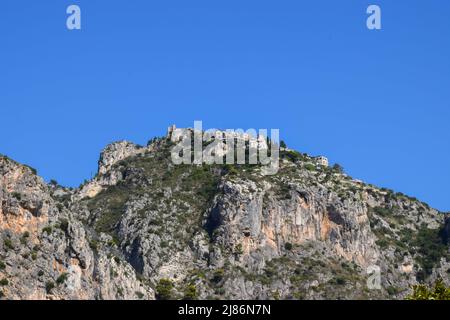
[412,225,448,280]
[58,219,69,233]
[56,273,69,285]
[38,270,44,277]
[281,150,305,163]
[20,231,30,245]
[156,279,174,300]
[235,244,243,255]
[42,226,52,234]
[12,192,22,200]
[3,239,14,250]
[45,281,55,293]
[223,164,239,175]
[183,284,198,300]
[406,279,450,300]
[0,261,5,270]
[89,239,99,252]
[376,238,390,249]
[24,165,37,175]
[284,242,293,251]
[332,163,344,174]
[0,279,9,286]
[371,206,395,218]
[189,167,219,202]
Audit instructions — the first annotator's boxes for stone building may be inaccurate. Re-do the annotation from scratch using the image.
[314,156,329,167]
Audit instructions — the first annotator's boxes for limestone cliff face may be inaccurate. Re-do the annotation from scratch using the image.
[0,155,154,300]
[207,179,379,269]
[98,141,146,175]
[0,132,448,300]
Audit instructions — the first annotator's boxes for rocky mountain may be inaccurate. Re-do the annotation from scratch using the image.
[0,127,449,300]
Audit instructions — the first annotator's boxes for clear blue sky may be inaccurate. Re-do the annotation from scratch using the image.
[1,1,449,211]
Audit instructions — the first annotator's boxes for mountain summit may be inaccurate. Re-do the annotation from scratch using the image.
[0,127,449,300]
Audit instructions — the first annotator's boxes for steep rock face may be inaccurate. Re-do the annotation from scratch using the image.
[98,141,144,175]
[76,141,147,200]
[206,179,379,271]
[0,131,449,300]
[0,155,154,300]
[0,158,50,234]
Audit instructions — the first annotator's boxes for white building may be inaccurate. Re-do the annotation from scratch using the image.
[314,156,329,167]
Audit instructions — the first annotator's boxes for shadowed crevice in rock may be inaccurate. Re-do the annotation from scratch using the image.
[204,204,223,239]
[127,238,144,275]
[326,205,346,226]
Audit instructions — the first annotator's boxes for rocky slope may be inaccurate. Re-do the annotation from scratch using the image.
[0,128,449,300]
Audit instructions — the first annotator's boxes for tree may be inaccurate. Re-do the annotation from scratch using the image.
[280,140,287,149]
[406,279,450,300]
[183,284,198,300]
[156,279,174,300]
[332,163,344,174]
